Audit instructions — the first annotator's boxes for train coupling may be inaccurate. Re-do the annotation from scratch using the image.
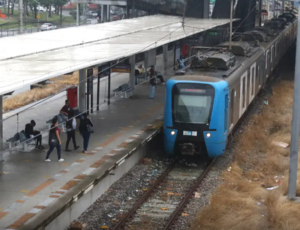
[179,143,197,156]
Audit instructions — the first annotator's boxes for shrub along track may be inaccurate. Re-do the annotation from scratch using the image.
[186,46,300,230]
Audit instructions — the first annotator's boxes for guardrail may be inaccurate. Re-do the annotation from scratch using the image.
[0,23,79,38]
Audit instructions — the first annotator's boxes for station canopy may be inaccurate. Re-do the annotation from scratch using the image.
[0,15,235,95]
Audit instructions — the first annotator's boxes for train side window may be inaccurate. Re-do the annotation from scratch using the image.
[242,77,246,108]
[239,71,247,118]
[265,50,269,70]
[230,89,235,126]
[252,67,255,96]
[225,94,228,133]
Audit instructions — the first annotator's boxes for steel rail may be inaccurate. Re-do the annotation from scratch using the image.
[163,158,217,230]
[112,162,176,230]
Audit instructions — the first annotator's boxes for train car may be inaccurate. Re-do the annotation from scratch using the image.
[164,12,297,158]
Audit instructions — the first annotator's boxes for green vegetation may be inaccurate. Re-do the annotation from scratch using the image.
[0,8,76,29]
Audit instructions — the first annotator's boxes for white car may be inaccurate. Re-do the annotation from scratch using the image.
[40,23,57,31]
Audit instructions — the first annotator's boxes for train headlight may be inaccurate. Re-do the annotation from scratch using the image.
[171,131,176,136]
[206,133,211,138]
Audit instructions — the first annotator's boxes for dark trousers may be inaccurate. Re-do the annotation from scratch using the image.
[33,131,42,146]
[157,75,164,83]
[66,130,77,150]
[81,131,90,151]
[46,144,61,159]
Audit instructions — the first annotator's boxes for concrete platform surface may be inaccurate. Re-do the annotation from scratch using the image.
[0,64,168,229]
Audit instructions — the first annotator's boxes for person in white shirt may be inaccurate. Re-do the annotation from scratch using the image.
[65,110,80,152]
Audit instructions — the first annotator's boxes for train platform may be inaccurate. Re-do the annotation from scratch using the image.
[0,70,167,230]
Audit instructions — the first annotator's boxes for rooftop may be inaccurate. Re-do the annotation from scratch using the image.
[0,15,234,96]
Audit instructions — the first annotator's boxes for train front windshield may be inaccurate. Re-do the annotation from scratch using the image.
[172,83,215,124]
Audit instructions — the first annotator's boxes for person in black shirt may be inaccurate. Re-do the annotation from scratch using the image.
[79,113,94,153]
[65,110,80,152]
[60,99,70,120]
[25,120,44,149]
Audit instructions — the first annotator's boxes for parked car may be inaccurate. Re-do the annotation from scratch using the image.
[40,23,57,31]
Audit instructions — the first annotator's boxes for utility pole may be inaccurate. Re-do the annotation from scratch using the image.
[19,0,23,34]
[229,0,233,51]
[76,3,79,26]
[288,0,300,201]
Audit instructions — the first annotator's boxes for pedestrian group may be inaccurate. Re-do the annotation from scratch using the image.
[44,99,94,162]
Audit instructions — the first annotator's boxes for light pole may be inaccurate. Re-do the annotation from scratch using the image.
[287,0,300,201]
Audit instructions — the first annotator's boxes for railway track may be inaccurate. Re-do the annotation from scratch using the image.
[112,158,216,230]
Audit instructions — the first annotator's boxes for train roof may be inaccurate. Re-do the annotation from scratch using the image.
[170,75,224,83]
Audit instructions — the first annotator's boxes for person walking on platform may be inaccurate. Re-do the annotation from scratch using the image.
[150,65,165,85]
[25,120,44,149]
[79,113,94,153]
[60,99,71,121]
[46,117,64,162]
[65,110,80,152]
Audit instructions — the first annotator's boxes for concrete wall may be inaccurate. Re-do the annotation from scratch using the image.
[45,132,162,230]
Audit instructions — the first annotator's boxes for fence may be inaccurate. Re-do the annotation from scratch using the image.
[0,22,80,37]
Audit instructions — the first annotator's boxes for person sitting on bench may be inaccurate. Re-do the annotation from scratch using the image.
[25,120,44,149]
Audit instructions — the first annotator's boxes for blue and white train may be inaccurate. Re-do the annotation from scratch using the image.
[164,13,297,157]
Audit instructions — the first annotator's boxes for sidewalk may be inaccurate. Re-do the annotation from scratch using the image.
[0,57,167,230]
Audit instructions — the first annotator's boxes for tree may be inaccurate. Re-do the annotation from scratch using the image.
[28,0,38,19]
[53,0,67,24]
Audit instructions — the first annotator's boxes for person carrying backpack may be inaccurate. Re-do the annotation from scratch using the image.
[46,116,64,162]
[79,113,94,153]
[65,110,80,152]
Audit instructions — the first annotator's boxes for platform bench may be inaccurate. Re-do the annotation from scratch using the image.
[113,83,133,99]
[6,131,35,152]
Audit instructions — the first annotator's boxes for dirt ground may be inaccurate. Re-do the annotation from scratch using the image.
[191,48,300,230]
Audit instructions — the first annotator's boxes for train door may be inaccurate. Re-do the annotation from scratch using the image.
[225,94,228,135]
[239,71,247,118]
[229,89,235,131]
[271,45,274,72]
[249,62,256,103]
[265,49,270,79]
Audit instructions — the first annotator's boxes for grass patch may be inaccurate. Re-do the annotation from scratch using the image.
[3,67,100,113]
[191,81,300,230]
[0,9,75,29]
[3,72,79,112]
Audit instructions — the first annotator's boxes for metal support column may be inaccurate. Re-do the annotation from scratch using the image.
[79,69,86,113]
[129,55,136,88]
[77,3,80,26]
[259,0,262,26]
[103,5,108,22]
[144,51,149,79]
[86,68,93,114]
[203,0,210,19]
[101,5,104,23]
[108,71,111,105]
[97,66,101,111]
[126,5,130,18]
[288,3,300,201]
[163,45,168,76]
[0,95,3,162]
[282,0,285,13]
[132,1,135,18]
[107,5,110,21]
